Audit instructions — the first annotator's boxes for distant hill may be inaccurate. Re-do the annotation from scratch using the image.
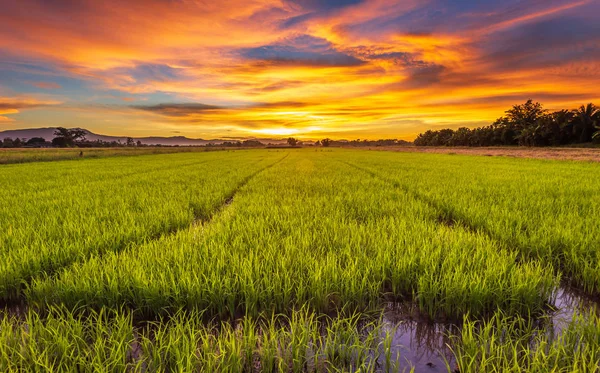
[0,127,289,146]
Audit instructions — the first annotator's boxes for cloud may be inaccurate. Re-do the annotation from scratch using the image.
[0,97,59,111]
[32,82,62,89]
[284,0,364,12]
[279,0,365,28]
[476,14,600,72]
[131,103,223,116]
[240,35,365,67]
[0,97,61,122]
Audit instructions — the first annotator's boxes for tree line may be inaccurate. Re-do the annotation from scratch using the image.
[414,101,600,147]
[285,137,410,147]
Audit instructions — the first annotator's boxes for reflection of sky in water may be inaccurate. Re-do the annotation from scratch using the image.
[377,286,600,373]
[380,303,457,373]
[0,285,598,372]
[547,285,600,335]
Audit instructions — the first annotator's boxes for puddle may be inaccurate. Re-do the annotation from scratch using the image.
[381,303,457,373]
[547,284,600,334]
[0,284,598,372]
[379,284,600,373]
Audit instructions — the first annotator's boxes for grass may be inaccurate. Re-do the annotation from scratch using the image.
[0,148,598,371]
[29,151,556,320]
[0,307,400,372]
[451,310,600,372]
[1,307,597,372]
[0,150,282,299]
[0,146,220,164]
[344,151,600,294]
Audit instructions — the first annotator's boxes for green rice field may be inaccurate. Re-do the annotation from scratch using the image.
[1,149,598,372]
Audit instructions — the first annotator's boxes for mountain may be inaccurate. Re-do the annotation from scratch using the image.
[0,127,289,146]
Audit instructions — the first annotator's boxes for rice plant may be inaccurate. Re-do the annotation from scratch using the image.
[29,151,557,320]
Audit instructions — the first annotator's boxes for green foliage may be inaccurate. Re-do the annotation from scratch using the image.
[29,151,556,320]
[0,307,397,372]
[452,311,600,372]
[351,151,600,294]
[415,100,600,147]
[0,149,599,371]
[0,151,280,299]
[52,127,88,147]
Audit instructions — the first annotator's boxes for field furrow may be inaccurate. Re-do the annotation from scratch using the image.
[29,151,556,321]
[0,151,283,299]
[343,151,600,295]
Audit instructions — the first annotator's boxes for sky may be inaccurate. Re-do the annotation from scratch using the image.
[0,0,599,140]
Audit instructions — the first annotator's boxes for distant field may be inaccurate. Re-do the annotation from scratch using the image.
[0,149,598,372]
[0,146,221,164]
[366,145,600,162]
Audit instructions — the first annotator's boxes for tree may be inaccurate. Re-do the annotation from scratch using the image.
[53,127,87,147]
[314,140,321,146]
[126,137,135,147]
[593,124,600,140]
[414,100,600,147]
[505,99,547,131]
[572,103,599,143]
[136,140,143,147]
[449,127,471,146]
[2,137,14,148]
[321,138,331,147]
[26,137,47,146]
[287,137,298,147]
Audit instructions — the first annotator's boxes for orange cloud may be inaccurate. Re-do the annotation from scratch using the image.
[0,97,62,123]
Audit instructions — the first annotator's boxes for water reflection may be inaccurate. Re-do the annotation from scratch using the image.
[380,303,458,373]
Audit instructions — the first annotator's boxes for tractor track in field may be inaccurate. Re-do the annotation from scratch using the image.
[192,153,289,226]
[339,160,485,235]
[339,159,600,303]
[338,159,540,269]
[0,154,289,315]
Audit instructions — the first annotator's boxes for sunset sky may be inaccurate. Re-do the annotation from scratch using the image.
[1,0,599,140]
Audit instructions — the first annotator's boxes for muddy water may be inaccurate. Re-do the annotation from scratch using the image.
[380,285,600,373]
[380,304,457,373]
[0,285,598,372]
[547,285,600,334]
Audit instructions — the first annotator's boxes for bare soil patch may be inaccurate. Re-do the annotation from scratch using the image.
[361,146,600,162]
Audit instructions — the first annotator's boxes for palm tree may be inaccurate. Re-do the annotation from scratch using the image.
[572,103,600,143]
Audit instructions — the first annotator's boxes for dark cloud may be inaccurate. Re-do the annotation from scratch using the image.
[240,34,365,67]
[131,103,223,116]
[401,64,447,89]
[255,80,304,92]
[348,47,429,67]
[131,101,311,117]
[250,101,309,109]
[279,0,365,29]
[284,0,363,12]
[478,15,600,72]
[280,12,316,29]
[425,92,595,108]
